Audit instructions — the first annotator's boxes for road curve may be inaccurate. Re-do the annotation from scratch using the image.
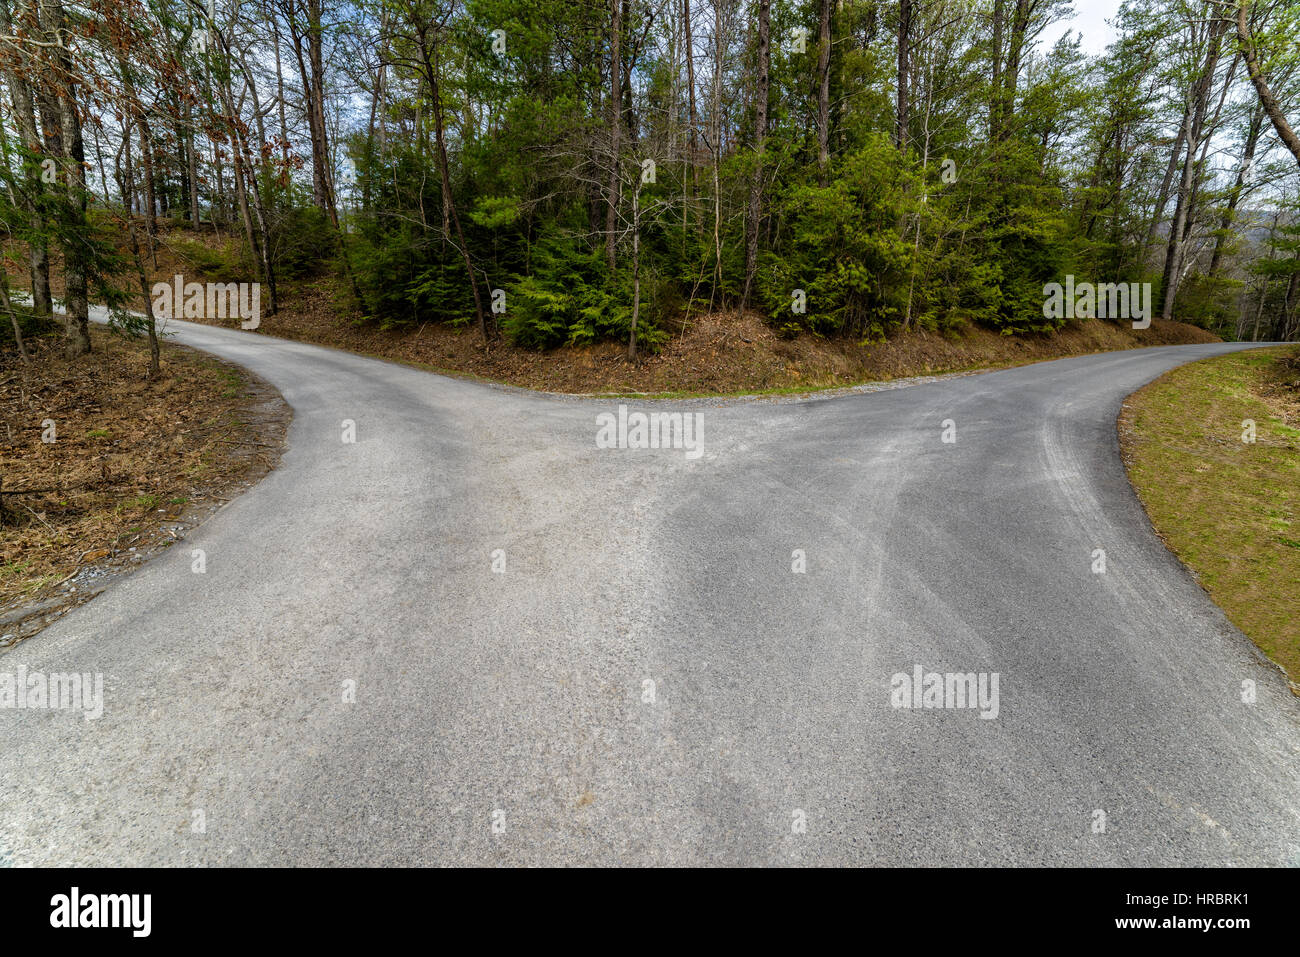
[2,316,1297,866]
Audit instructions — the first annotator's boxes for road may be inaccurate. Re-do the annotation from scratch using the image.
[2,315,1297,866]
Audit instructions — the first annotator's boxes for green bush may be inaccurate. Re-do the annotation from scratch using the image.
[167,237,255,283]
[760,136,916,340]
[267,205,337,279]
[500,235,670,352]
[0,297,58,347]
[1174,274,1245,335]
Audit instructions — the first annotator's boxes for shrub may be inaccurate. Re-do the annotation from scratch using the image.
[167,237,255,283]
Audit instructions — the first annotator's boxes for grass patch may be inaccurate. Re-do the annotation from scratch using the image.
[1121,346,1300,685]
[119,494,160,512]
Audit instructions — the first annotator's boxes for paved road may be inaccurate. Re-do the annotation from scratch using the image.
[2,316,1297,866]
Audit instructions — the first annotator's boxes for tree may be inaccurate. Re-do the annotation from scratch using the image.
[740,0,768,310]
[1233,0,1300,169]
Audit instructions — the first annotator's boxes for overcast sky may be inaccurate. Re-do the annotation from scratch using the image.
[1041,0,1124,55]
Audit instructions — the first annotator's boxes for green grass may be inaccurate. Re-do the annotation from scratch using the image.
[0,559,34,580]
[195,358,246,398]
[1,562,60,596]
[18,573,61,596]
[1124,346,1300,684]
[216,369,243,398]
[118,496,159,512]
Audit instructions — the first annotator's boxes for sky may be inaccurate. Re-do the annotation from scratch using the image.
[1041,0,1125,55]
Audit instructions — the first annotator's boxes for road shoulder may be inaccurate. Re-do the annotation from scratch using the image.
[1120,345,1300,690]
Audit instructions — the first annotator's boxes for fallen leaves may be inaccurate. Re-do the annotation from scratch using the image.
[0,326,288,609]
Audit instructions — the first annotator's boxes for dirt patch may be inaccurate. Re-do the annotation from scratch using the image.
[0,325,290,649]
[6,225,1219,397]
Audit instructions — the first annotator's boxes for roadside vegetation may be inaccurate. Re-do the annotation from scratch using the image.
[1,0,1299,385]
[6,229,1220,394]
[1121,345,1300,685]
[0,323,287,629]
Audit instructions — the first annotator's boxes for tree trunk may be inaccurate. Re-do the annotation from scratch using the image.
[42,0,90,355]
[709,0,723,304]
[0,0,52,317]
[990,0,1004,141]
[114,129,160,376]
[629,185,640,360]
[741,0,770,311]
[188,99,201,226]
[606,0,622,273]
[1237,0,1300,169]
[683,0,699,205]
[1144,113,1188,251]
[415,24,487,341]
[0,279,27,359]
[119,58,158,263]
[896,0,911,151]
[284,0,338,223]
[1208,103,1264,277]
[1180,51,1238,247]
[1285,271,1300,340]
[1160,12,1228,322]
[272,12,291,168]
[817,0,831,181]
[217,63,270,304]
[996,0,1031,142]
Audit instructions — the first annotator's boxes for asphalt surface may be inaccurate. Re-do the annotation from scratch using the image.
[2,316,1297,866]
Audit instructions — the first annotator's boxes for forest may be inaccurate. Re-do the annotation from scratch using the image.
[1,0,1299,364]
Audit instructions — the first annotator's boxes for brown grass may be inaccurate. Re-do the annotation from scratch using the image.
[0,325,289,628]
[224,281,1222,396]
